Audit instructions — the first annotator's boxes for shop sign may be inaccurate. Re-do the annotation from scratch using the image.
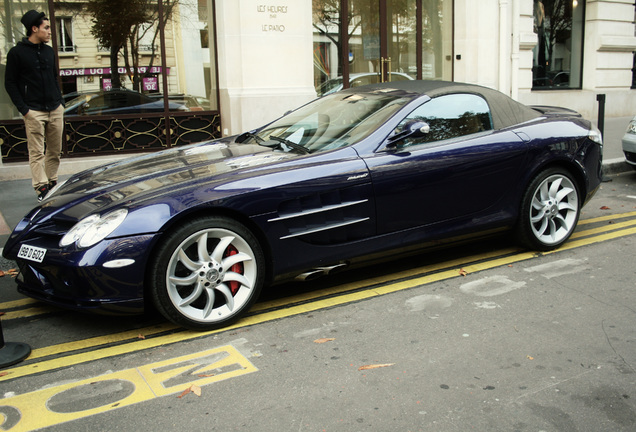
[143,77,158,91]
[60,66,169,77]
[257,4,288,33]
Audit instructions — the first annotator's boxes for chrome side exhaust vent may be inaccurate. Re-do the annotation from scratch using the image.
[295,263,348,281]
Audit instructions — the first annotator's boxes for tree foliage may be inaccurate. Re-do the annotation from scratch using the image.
[86,0,179,91]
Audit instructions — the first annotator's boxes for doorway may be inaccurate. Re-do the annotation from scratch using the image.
[313,0,453,95]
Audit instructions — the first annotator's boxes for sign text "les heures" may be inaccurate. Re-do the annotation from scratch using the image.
[258,4,288,33]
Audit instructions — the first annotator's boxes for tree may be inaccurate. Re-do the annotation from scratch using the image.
[312,0,361,78]
[87,0,150,89]
[87,0,180,92]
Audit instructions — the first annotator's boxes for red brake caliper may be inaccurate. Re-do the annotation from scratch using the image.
[224,245,243,295]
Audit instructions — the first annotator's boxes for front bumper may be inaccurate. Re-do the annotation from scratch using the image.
[622,132,636,167]
[5,234,156,315]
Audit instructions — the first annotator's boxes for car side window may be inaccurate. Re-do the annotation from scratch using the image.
[395,93,493,147]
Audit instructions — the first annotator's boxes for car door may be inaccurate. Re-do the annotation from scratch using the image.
[363,93,528,234]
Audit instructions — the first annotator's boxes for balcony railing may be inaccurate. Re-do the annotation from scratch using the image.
[97,45,158,53]
[58,45,77,53]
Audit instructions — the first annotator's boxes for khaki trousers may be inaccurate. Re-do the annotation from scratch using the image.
[24,105,64,189]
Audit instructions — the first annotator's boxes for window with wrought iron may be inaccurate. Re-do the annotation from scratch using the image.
[56,17,75,52]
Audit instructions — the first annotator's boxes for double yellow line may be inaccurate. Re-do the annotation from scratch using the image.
[2,210,636,382]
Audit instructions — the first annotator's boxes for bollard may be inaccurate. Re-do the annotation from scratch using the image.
[596,94,612,181]
[596,93,606,140]
[0,318,31,368]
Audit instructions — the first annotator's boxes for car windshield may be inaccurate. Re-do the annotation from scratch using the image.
[244,90,413,153]
[317,78,343,96]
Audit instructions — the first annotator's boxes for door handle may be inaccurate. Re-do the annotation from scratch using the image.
[380,57,392,82]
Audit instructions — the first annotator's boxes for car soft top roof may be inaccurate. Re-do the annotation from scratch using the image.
[348,80,542,130]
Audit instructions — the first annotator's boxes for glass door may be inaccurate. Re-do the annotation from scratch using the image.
[385,0,417,82]
[348,0,412,85]
[348,0,382,87]
[312,0,453,95]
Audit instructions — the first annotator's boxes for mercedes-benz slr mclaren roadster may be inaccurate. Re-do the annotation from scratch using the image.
[3,81,603,330]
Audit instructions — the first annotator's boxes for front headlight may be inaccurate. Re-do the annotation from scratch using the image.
[588,126,603,146]
[626,119,636,134]
[60,209,128,248]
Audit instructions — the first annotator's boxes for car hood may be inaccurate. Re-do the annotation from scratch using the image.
[44,139,298,218]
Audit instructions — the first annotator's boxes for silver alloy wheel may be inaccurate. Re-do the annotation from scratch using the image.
[529,173,579,246]
[165,228,256,324]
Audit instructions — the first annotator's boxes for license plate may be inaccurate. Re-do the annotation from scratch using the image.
[17,244,47,263]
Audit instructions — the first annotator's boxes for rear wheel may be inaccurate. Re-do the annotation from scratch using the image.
[149,216,264,330]
[516,168,580,251]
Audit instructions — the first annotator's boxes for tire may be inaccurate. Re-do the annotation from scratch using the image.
[149,216,265,330]
[516,168,580,251]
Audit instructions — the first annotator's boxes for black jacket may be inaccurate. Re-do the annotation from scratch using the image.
[4,38,63,116]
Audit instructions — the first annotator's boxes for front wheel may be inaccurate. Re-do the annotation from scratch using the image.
[149,216,265,330]
[516,168,580,251]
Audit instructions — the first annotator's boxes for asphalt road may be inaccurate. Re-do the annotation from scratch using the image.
[0,171,635,431]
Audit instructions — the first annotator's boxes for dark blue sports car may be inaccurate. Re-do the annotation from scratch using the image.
[3,81,603,330]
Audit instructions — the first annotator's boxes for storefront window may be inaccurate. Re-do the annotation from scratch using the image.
[312,0,342,95]
[422,0,452,80]
[312,0,452,96]
[1,0,220,160]
[532,0,585,90]
[162,0,218,111]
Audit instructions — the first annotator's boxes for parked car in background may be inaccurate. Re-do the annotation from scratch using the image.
[148,94,211,111]
[64,89,188,116]
[4,80,603,331]
[317,72,413,96]
[622,115,636,170]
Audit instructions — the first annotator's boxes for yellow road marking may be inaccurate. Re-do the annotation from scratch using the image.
[0,345,257,431]
[0,298,38,309]
[1,215,635,383]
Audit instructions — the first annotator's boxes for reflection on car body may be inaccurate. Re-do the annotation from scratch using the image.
[3,80,603,331]
[317,72,414,96]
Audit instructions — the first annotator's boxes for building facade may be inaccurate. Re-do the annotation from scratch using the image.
[1,0,635,166]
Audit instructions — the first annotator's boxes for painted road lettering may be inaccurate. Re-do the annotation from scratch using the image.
[0,345,257,431]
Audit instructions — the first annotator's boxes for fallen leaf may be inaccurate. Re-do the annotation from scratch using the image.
[314,338,335,344]
[527,355,534,360]
[197,373,215,378]
[177,387,191,399]
[358,363,395,371]
[0,269,18,277]
[459,268,468,277]
[600,206,611,210]
[177,384,202,398]
[0,371,9,377]
[137,334,145,339]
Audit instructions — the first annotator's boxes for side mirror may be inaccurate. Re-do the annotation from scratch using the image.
[386,120,430,148]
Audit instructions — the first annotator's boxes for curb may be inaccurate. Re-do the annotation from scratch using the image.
[603,158,633,176]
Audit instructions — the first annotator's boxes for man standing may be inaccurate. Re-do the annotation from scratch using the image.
[5,10,64,201]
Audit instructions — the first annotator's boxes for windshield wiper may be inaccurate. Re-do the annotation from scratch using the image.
[269,135,311,154]
[238,131,265,144]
